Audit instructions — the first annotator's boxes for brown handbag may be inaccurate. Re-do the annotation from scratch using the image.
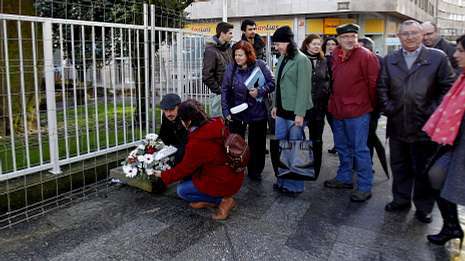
[222,126,250,173]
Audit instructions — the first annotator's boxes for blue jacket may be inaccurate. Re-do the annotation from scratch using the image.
[221,60,275,122]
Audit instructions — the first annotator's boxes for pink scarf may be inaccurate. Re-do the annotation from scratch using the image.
[423,72,465,145]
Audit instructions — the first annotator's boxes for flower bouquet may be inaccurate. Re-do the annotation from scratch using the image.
[121,133,178,180]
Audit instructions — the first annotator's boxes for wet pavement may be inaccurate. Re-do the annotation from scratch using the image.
[0,118,464,261]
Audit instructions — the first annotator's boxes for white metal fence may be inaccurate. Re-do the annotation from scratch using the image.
[0,5,209,182]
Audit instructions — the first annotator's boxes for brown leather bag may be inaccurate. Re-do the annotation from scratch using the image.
[222,127,250,173]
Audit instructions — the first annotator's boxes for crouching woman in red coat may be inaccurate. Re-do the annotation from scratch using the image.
[152,99,245,220]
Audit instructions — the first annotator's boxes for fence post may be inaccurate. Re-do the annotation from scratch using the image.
[43,21,62,174]
[176,31,183,98]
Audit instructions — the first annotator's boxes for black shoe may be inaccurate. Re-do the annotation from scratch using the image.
[324,178,353,189]
[384,201,411,212]
[427,225,464,249]
[328,147,337,154]
[415,210,433,224]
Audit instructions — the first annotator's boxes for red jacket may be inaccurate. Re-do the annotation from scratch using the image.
[328,46,380,120]
[161,118,244,197]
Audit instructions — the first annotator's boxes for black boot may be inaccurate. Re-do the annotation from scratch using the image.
[427,197,464,249]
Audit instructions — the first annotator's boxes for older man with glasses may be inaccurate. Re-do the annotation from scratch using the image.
[378,20,456,223]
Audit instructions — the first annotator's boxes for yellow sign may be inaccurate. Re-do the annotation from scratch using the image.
[184,23,217,35]
[255,20,293,34]
[364,19,385,34]
[323,18,356,35]
[306,19,324,34]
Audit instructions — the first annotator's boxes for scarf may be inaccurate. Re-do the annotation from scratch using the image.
[423,72,465,145]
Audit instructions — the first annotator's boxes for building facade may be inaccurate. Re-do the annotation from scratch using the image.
[437,0,465,41]
[185,0,440,55]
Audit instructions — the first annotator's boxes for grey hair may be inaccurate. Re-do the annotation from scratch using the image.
[358,37,375,52]
[398,20,423,33]
[421,21,438,32]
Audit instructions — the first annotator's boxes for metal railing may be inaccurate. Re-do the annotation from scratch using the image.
[0,5,208,182]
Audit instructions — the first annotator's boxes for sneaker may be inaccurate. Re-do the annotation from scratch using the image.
[350,191,372,202]
[323,178,354,189]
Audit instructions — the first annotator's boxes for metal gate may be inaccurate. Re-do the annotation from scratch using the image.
[0,5,208,228]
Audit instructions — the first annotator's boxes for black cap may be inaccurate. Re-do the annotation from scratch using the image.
[160,93,181,110]
[272,26,294,43]
[336,23,360,35]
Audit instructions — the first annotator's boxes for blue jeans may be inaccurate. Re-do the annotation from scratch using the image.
[176,180,222,205]
[333,113,373,192]
[275,116,306,192]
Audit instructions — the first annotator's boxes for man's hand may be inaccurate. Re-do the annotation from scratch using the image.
[294,115,304,127]
[271,107,277,119]
[226,115,232,121]
[249,88,258,98]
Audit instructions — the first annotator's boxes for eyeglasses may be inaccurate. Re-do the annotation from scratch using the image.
[399,31,421,38]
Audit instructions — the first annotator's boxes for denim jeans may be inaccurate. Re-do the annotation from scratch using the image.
[176,180,222,205]
[333,113,373,192]
[275,116,306,192]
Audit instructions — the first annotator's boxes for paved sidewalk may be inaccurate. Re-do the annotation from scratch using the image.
[0,120,464,261]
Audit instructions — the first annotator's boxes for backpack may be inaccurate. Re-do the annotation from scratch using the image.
[221,125,250,173]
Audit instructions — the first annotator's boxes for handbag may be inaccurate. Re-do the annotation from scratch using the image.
[277,125,316,180]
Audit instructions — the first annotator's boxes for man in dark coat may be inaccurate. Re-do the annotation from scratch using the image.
[378,20,456,223]
[159,94,188,164]
[240,19,266,61]
[202,22,234,117]
[422,21,460,77]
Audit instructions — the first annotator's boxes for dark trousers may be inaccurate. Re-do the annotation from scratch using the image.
[307,108,326,177]
[229,119,267,178]
[389,138,437,213]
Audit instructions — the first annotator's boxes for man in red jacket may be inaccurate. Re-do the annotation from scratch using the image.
[323,24,380,202]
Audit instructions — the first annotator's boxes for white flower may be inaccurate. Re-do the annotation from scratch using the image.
[146,168,154,176]
[143,154,155,165]
[137,155,145,163]
[123,165,138,178]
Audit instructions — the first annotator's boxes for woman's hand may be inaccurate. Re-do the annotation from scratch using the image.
[294,115,304,127]
[153,170,162,178]
[249,88,258,98]
[271,107,277,119]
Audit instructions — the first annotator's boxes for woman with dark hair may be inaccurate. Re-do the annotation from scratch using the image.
[322,37,338,154]
[300,34,331,177]
[270,26,313,195]
[153,99,244,220]
[322,37,338,57]
[221,41,275,181]
[422,34,465,249]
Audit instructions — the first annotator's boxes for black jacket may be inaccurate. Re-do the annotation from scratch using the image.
[159,115,188,147]
[241,34,266,61]
[377,46,456,142]
[434,38,460,77]
[302,52,331,112]
[202,36,233,94]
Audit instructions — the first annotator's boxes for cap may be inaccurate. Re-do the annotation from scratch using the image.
[160,93,181,110]
[336,23,360,35]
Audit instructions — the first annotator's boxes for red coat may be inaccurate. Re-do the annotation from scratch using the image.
[161,118,244,197]
[328,46,380,120]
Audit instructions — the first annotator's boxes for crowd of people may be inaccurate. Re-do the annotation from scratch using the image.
[149,18,465,249]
